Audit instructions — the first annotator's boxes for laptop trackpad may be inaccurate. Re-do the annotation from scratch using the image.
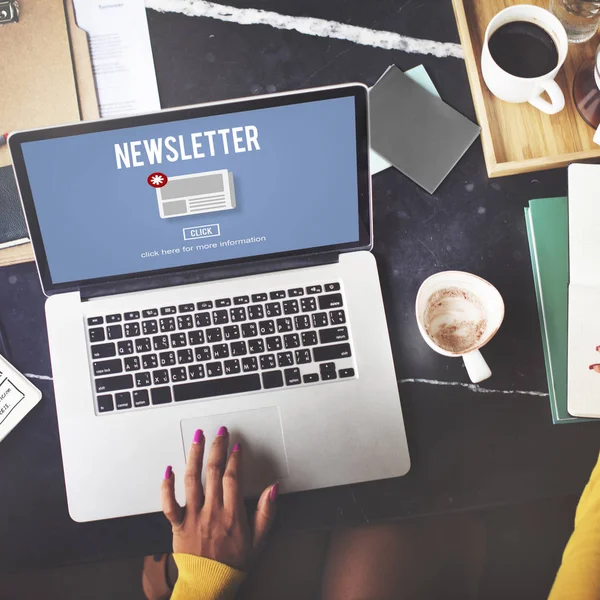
[180,407,289,497]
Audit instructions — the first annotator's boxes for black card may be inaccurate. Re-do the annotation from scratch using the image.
[0,166,28,247]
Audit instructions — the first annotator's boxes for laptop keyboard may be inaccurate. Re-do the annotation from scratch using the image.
[86,282,357,415]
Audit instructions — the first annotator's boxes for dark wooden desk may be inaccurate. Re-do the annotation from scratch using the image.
[1,0,599,574]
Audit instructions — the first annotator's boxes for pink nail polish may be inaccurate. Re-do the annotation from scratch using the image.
[193,429,203,444]
[217,426,228,437]
[232,442,241,452]
[164,465,172,480]
[269,481,279,502]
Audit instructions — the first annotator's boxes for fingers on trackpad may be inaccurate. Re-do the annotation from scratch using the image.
[181,407,289,497]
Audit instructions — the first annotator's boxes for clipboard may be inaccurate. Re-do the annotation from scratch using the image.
[0,0,99,267]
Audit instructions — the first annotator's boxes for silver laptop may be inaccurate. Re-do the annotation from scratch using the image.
[9,84,410,522]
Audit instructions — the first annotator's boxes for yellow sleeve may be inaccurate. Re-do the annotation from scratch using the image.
[170,553,247,600]
[549,453,600,600]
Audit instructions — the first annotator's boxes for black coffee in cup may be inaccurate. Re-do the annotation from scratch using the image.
[488,21,559,78]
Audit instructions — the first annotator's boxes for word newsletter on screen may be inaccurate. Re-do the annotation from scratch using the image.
[114,126,261,169]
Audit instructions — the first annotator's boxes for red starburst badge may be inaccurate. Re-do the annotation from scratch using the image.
[148,172,168,188]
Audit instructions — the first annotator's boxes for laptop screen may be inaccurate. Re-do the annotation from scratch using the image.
[11,86,370,293]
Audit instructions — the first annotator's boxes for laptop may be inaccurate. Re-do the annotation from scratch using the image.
[9,84,410,522]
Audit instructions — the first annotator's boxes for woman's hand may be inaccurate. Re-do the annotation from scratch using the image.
[161,427,278,571]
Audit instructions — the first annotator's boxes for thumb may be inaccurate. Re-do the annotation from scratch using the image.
[252,481,278,556]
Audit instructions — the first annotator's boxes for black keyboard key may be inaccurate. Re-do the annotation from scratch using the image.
[135,338,152,353]
[230,307,247,322]
[188,330,205,345]
[124,356,140,371]
[260,354,276,370]
[107,314,122,323]
[295,349,312,364]
[265,302,281,317]
[93,358,122,376]
[241,323,258,338]
[276,318,293,333]
[117,340,134,355]
[124,322,140,338]
[174,373,261,402]
[170,333,187,348]
[142,320,158,335]
[320,362,336,372]
[216,298,232,307]
[325,283,341,292]
[258,320,275,335]
[312,313,328,328]
[213,310,229,325]
[248,305,264,320]
[288,288,304,297]
[277,352,294,367]
[143,309,159,318]
[197,301,213,310]
[242,356,259,372]
[301,297,317,312]
[161,306,176,315]
[89,327,105,343]
[330,310,346,325]
[284,368,301,385]
[270,290,286,300]
[96,374,133,393]
[195,346,211,362]
[206,362,223,377]
[107,325,123,340]
[251,293,268,302]
[177,315,194,330]
[303,373,319,384]
[135,372,152,387]
[195,312,211,327]
[301,331,318,346]
[151,386,172,405]
[266,336,282,351]
[319,326,349,344]
[213,344,229,359]
[318,293,343,310]
[125,311,140,320]
[262,370,284,389]
[234,295,250,305]
[306,285,322,294]
[321,370,337,381]
[249,339,265,354]
[159,351,176,366]
[171,367,187,382]
[153,369,169,385]
[283,300,299,315]
[188,364,205,380]
[116,392,132,410]
[97,394,114,413]
[313,343,352,362]
[231,341,247,356]
[160,317,176,332]
[142,354,158,369]
[177,348,194,364]
[91,342,115,359]
[133,389,150,407]
[339,368,355,378]
[284,334,300,349]
[206,328,223,343]
[153,335,169,351]
[223,325,240,340]
[224,359,241,375]
[294,315,311,330]
[179,303,195,313]
[88,316,103,326]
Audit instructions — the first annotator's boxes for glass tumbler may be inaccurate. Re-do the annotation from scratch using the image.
[550,0,600,43]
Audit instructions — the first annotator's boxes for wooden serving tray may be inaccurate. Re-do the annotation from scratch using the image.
[452,0,600,177]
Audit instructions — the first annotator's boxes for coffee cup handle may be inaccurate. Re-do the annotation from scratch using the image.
[462,350,492,384]
[528,80,565,115]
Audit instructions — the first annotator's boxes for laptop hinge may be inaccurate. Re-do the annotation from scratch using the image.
[80,252,340,301]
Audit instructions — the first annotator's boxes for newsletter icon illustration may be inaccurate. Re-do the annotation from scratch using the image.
[156,169,236,219]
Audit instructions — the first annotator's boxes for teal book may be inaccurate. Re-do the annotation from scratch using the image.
[525,197,590,424]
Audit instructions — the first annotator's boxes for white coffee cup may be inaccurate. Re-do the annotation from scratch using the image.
[415,271,505,384]
[481,5,568,115]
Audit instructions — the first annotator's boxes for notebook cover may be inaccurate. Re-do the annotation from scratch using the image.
[0,166,28,248]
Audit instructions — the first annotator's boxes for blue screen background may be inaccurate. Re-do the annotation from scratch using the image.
[21,97,359,284]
